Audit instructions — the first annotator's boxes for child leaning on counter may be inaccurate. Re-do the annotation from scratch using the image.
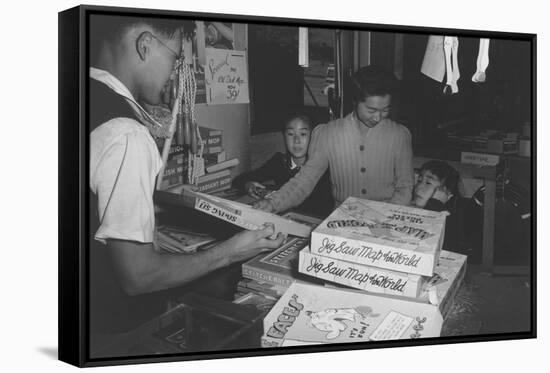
[412,160,460,251]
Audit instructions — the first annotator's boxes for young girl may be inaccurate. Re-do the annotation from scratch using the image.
[233,115,334,217]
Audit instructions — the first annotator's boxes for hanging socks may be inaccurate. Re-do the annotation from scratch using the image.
[450,37,460,93]
[443,36,460,94]
[472,38,490,83]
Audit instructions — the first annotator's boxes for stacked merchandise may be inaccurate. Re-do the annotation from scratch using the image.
[195,126,239,194]
[158,144,186,191]
[232,213,322,310]
[260,197,467,346]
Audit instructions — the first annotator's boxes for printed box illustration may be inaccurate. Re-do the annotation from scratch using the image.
[310,197,447,276]
[261,282,443,347]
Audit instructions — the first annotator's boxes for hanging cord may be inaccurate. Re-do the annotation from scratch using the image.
[180,55,204,185]
[156,34,186,191]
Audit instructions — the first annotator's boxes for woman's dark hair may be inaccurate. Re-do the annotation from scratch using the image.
[351,65,397,103]
[420,160,460,197]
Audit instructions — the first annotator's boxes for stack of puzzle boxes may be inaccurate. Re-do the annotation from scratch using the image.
[260,197,468,346]
[297,197,467,318]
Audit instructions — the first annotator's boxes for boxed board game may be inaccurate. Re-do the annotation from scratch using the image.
[242,212,323,288]
[323,250,467,319]
[242,237,311,288]
[261,282,443,347]
[310,197,447,276]
[299,246,425,298]
[187,190,313,237]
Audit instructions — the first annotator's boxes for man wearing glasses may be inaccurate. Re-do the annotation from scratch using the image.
[89,16,284,333]
[255,65,414,214]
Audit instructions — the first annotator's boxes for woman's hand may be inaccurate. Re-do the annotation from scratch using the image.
[253,198,277,213]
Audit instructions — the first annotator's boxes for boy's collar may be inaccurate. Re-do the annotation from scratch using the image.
[90,67,163,128]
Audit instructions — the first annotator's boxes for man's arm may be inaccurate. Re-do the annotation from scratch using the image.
[107,224,285,296]
[259,125,330,213]
[389,126,414,205]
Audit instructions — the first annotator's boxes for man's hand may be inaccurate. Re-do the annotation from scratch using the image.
[253,198,277,213]
[224,223,285,263]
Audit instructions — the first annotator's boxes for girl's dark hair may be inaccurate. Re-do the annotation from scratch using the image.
[420,160,460,196]
[281,114,313,132]
[351,65,397,103]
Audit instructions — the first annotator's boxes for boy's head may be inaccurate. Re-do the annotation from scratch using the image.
[351,65,397,128]
[90,15,185,106]
[415,160,459,202]
[282,115,313,160]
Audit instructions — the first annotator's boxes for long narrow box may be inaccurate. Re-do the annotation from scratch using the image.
[310,197,447,276]
[261,282,443,347]
[299,246,425,298]
[185,190,312,237]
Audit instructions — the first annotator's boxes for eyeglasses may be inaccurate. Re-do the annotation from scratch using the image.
[151,34,181,61]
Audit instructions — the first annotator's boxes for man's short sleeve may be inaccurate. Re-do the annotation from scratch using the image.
[90,119,162,244]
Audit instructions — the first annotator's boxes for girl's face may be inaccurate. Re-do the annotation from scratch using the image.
[284,119,311,159]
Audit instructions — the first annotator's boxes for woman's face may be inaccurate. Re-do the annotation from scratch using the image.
[284,119,311,159]
[355,94,391,128]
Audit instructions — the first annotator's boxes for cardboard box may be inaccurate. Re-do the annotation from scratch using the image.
[242,237,310,288]
[310,197,447,276]
[461,151,500,167]
[187,190,313,237]
[261,282,443,347]
[299,247,426,298]
[324,250,467,319]
[195,169,232,193]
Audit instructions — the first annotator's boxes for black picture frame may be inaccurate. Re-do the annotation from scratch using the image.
[59,4,536,367]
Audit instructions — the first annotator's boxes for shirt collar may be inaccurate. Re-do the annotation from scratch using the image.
[90,67,163,127]
[290,157,299,170]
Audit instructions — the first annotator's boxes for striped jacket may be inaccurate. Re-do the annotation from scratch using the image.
[269,112,414,212]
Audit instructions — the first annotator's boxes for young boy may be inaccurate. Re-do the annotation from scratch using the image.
[88,15,284,332]
[233,115,334,216]
[412,160,460,250]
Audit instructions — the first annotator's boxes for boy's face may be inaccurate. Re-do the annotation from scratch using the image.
[355,94,391,128]
[284,119,311,159]
[415,170,443,201]
[140,32,182,106]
